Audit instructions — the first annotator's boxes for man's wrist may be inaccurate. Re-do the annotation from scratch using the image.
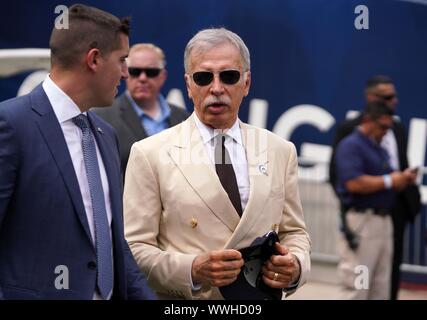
[283,254,301,292]
[383,174,393,189]
[190,257,202,291]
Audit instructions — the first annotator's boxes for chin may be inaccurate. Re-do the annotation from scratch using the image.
[208,119,229,129]
[134,94,151,101]
[100,97,114,107]
[209,114,235,127]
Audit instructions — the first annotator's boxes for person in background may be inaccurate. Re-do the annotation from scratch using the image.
[94,43,189,174]
[329,75,421,299]
[334,102,417,299]
[0,4,155,300]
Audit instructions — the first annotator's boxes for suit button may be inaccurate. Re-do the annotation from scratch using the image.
[87,261,97,270]
[190,218,198,228]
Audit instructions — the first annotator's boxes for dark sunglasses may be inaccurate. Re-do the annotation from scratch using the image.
[128,67,162,78]
[375,93,397,101]
[192,70,241,86]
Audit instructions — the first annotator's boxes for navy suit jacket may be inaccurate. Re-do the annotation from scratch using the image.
[0,84,155,300]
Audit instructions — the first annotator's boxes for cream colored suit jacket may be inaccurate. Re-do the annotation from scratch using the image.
[124,114,311,299]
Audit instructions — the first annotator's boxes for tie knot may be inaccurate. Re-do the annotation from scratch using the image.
[215,133,231,165]
[72,114,90,131]
[215,133,227,145]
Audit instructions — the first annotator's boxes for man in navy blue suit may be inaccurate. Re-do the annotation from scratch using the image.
[0,4,155,300]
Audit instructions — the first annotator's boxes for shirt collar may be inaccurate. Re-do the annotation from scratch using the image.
[126,91,171,122]
[42,74,84,123]
[193,111,243,146]
[356,127,382,148]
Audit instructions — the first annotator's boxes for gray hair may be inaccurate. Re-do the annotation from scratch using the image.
[184,28,250,73]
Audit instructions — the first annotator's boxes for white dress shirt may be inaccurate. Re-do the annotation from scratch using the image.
[381,129,400,171]
[193,113,250,212]
[189,114,250,290]
[42,75,113,299]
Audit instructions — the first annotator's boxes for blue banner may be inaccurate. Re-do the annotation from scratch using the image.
[1,0,427,271]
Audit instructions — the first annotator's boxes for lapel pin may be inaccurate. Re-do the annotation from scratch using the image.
[97,127,103,134]
[258,164,268,176]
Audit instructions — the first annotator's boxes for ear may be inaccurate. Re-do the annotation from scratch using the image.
[162,68,168,80]
[365,92,375,103]
[86,48,101,72]
[361,114,372,125]
[159,69,168,86]
[243,71,251,97]
[184,73,193,99]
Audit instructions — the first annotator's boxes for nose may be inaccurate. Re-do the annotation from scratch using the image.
[386,99,398,112]
[393,96,399,107]
[209,74,225,96]
[138,70,148,81]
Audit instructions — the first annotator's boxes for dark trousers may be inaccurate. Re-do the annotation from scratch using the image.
[390,196,409,300]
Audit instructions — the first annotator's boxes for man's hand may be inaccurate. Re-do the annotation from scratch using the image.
[261,242,300,289]
[191,249,244,287]
[391,169,417,191]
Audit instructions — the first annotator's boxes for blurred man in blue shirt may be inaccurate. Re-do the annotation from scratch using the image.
[334,102,417,299]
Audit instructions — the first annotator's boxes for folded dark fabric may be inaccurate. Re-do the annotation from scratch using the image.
[401,184,421,221]
[219,231,282,300]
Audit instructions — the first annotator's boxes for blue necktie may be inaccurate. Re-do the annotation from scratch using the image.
[73,114,113,299]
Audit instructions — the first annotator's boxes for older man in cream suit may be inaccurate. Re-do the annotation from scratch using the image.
[124,28,311,300]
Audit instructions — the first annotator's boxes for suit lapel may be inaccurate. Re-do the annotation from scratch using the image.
[167,115,240,232]
[168,106,179,127]
[119,96,148,140]
[168,105,185,127]
[30,86,93,244]
[225,122,272,248]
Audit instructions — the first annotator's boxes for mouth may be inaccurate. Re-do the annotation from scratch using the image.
[134,85,150,92]
[206,102,228,114]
